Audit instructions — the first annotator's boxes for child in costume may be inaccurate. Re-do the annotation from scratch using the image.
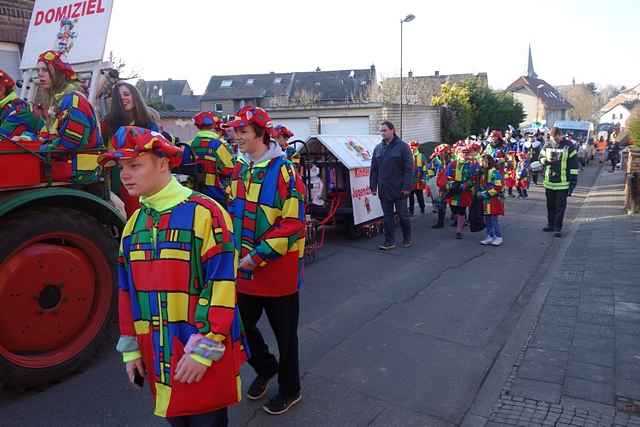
[516,152,530,199]
[408,140,427,215]
[188,111,235,206]
[478,154,505,246]
[99,126,246,426]
[427,143,451,228]
[504,151,517,198]
[445,145,477,239]
[225,106,306,416]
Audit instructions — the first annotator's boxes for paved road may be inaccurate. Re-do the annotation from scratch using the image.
[0,163,602,427]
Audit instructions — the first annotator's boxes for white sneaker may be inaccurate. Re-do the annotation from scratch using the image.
[491,237,503,246]
[480,236,494,245]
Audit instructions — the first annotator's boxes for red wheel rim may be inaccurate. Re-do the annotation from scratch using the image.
[0,232,113,369]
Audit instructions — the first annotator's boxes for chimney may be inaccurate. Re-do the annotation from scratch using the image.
[434,70,440,77]
[408,70,413,78]
[370,64,377,86]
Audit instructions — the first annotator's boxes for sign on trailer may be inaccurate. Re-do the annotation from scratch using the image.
[20,0,114,69]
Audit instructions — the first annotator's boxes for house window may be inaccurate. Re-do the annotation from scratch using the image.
[215,103,223,113]
[274,77,282,84]
[220,80,232,88]
[246,78,254,85]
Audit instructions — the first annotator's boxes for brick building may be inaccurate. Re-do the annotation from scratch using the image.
[0,0,34,79]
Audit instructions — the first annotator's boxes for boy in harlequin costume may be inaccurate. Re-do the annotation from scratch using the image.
[478,154,505,246]
[504,151,517,198]
[224,106,306,416]
[36,50,103,183]
[99,127,246,426]
[0,69,43,141]
[427,143,451,228]
[516,151,530,199]
[445,145,477,239]
[408,140,427,215]
[188,111,235,206]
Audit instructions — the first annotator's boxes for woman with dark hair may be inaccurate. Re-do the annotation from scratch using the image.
[101,82,158,141]
[37,50,102,183]
[101,82,159,216]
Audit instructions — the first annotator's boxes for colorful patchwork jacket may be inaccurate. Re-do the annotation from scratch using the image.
[189,129,235,205]
[445,159,478,208]
[40,85,103,183]
[412,149,427,190]
[478,167,505,216]
[228,142,306,297]
[0,91,43,140]
[116,178,246,418]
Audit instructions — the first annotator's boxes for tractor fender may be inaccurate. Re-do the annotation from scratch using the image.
[0,188,126,234]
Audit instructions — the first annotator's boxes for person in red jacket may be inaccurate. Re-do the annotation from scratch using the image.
[225,106,306,415]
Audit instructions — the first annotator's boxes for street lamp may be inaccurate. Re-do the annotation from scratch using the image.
[535,83,544,125]
[400,13,415,140]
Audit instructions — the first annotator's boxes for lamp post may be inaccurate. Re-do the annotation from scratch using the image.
[535,83,544,125]
[400,13,415,140]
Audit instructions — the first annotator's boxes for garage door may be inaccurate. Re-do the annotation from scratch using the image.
[271,118,313,142]
[319,117,370,135]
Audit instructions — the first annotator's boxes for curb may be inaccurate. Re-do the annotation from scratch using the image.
[461,165,606,426]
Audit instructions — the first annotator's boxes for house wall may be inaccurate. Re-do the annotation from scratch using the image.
[376,104,441,143]
[200,100,235,114]
[512,91,540,125]
[158,117,198,143]
[599,105,632,127]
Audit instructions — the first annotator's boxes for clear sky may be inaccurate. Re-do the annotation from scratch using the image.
[105,0,639,95]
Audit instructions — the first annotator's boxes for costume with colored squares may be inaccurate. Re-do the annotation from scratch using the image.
[189,129,235,206]
[479,167,505,216]
[0,91,43,140]
[227,151,306,297]
[445,159,478,208]
[40,85,103,183]
[116,178,246,418]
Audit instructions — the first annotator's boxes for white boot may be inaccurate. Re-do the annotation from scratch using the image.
[481,236,494,245]
[491,237,503,246]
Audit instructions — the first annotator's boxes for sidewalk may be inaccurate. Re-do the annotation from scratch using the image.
[484,167,640,427]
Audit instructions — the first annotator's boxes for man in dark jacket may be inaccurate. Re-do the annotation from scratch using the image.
[370,121,414,250]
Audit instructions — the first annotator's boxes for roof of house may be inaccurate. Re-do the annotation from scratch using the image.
[600,83,640,112]
[201,67,376,103]
[137,79,190,99]
[202,73,292,101]
[163,94,201,111]
[507,76,573,110]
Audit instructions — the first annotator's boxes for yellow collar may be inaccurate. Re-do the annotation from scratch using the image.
[0,91,18,108]
[140,177,192,212]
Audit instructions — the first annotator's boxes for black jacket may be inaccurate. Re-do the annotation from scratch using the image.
[370,135,414,200]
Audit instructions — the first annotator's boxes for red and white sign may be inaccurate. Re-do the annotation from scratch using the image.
[20,0,114,69]
[349,167,383,225]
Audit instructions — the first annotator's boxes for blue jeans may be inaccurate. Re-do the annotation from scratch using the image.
[485,215,502,238]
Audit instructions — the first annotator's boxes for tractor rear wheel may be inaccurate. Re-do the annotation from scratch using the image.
[0,207,117,389]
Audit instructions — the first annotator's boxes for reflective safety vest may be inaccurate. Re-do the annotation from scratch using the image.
[539,139,579,191]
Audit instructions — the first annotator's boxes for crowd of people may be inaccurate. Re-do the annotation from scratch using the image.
[1,52,586,426]
[371,124,581,249]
